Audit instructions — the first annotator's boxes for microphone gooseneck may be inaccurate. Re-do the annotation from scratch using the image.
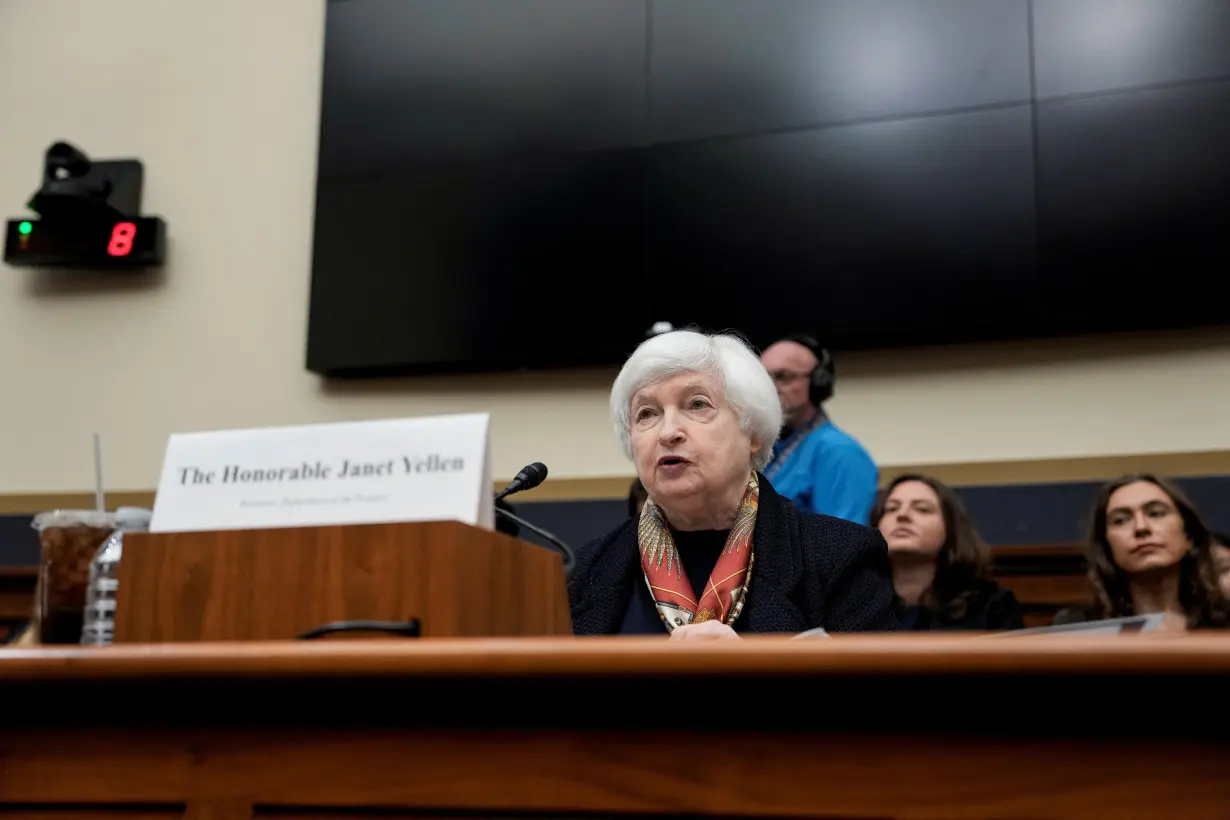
[492,461,574,580]
[494,505,576,581]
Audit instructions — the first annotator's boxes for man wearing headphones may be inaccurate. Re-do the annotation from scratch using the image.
[759,334,878,524]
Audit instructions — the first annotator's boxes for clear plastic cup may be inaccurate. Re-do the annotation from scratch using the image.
[31,510,116,645]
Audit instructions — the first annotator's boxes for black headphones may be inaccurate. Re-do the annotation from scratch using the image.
[781,334,834,406]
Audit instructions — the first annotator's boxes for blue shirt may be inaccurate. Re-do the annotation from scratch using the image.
[764,418,878,524]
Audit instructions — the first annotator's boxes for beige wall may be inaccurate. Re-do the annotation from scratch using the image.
[2,0,1228,497]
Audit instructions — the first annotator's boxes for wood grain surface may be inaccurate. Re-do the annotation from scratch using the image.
[113,521,572,641]
[1,636,1228,819]
[5,633,1230,677]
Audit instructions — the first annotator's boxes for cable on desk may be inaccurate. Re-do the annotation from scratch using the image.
[296,618,422,640]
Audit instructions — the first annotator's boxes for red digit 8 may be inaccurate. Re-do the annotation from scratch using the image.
[108,222,137,257]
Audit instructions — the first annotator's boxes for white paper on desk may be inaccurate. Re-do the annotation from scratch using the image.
[791,627,831,640]
[149,413,493,533]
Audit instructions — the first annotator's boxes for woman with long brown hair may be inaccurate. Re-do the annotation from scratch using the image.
[871,474,1023,631]
[1057,474,1228,629]
[1211,531,1230,601]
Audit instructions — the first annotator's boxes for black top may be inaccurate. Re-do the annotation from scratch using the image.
[569,473,898,635]
[619,528,727,634]
[896,583,1025,631]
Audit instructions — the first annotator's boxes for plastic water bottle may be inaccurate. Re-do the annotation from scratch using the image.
[81,506,152,645]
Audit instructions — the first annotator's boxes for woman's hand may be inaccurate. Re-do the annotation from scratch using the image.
[669,621,740,641]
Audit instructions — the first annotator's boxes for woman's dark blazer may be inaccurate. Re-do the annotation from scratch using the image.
[568,473,898,635]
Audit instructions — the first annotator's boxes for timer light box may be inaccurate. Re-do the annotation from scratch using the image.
[3,141,167,269]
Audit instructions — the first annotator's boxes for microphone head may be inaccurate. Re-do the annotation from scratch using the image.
[496,461,550,500]
[517,461,548,491]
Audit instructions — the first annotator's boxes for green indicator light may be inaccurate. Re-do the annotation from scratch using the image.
[18,221,32,235]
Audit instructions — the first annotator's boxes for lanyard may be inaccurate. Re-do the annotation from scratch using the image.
[764,413,823,481]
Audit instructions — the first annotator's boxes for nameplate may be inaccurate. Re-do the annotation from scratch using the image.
[149,414,493,533]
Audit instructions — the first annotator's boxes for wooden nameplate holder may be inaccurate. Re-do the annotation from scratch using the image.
[112,520,572,642]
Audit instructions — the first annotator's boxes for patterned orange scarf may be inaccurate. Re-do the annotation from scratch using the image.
[637,473,758,632]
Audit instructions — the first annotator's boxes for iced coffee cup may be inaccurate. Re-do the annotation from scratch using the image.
[31,510,116,644]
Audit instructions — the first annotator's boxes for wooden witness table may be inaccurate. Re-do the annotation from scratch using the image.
[0,634,1228,819]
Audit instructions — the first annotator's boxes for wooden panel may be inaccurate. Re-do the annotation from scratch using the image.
[185,802,253,820]
[999,574,1090,605]
[251,817,524,819]
[112,522,571,642]
[4,634,1230,677]
[992,543,1088,626]
[0,811,180,819]
[0,726,1226,819]
[1,638,1228,819]
[252,816,608,820]
[993,544,1087,561]
[3,539,1091,637]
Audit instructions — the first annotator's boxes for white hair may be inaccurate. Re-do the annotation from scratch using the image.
[610,330,783,472]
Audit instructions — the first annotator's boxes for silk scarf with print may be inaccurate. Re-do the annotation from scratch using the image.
[637,473,759,631]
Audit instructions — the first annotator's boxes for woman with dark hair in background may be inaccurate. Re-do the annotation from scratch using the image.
[1055,475,1228,630]
[1212,531,1230,600]
[871,473,1023,631]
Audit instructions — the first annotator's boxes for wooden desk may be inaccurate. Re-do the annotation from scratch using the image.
[0,634,1228,819]
[0,542,1095,636]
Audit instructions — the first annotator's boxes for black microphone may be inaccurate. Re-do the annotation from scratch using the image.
[493,505,576,581]
[495,461,548,500]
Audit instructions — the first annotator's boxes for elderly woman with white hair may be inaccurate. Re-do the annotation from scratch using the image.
[569,330,896,639]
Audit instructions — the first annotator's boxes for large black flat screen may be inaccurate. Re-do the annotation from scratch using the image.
[309,0,1230,376]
